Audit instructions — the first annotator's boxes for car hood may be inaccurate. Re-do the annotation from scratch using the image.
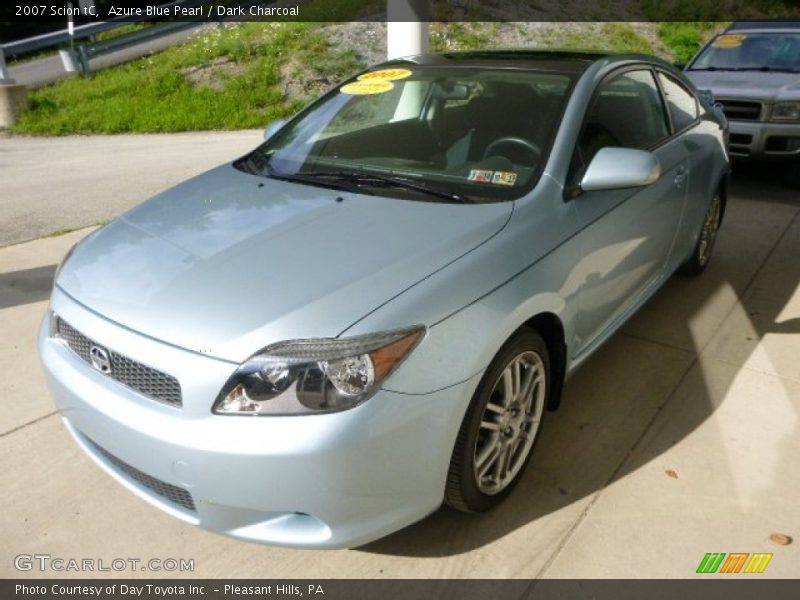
[686,71,800,102]
[57,164,512,362]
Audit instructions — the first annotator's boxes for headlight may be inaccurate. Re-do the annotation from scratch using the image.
[213,326,425,416]
[771,102,800,121]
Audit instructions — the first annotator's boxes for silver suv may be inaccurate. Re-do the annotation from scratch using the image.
[685,21,800,184]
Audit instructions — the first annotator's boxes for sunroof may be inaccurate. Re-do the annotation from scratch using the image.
[440,49,614,62]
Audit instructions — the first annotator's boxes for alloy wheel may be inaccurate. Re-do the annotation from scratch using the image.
[697,195,722,267]
[473,350,546,495]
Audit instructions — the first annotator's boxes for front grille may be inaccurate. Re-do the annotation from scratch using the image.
[718,99,762,121]
[86,437,196,512]
[55,317,182,407]
[729,133,753,145]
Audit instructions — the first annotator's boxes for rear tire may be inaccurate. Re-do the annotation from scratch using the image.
[679,191,722,277]
[445,329,549,513]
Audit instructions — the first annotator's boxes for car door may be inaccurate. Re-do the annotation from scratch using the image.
[570,67,689,356]
[656,69,713,273]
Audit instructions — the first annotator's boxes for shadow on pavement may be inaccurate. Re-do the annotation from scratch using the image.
[359,164,800,558]
[0,264,56,310]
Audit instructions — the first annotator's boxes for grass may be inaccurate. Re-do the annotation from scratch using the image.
[41,222,106,238]
[430,22,500,51]
[656,22,725,64]
[533,23,656,54]
[41,226,85,238]
[13,22,365,135]
[431,22,654,55]
[597,24,654,54]
[95,22,150,42]
[645,0,799,62]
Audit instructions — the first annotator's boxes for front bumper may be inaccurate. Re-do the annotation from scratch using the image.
[38,289,478,548]
[727,120,800,159]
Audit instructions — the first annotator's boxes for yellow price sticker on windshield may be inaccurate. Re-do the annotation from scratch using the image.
[340,80,395,95]
[712,34,747,49]
[358,68,413,81]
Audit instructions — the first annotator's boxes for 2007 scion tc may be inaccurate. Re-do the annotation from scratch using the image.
[40,50,729,548]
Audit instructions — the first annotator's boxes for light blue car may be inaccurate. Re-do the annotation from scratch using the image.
[39,50,730,548]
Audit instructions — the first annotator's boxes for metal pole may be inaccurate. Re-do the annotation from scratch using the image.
[0,47,14,84]
[387,0,429,59]
[79,46,91,76]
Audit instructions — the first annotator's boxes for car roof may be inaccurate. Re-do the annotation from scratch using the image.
[725,20,800,32]
[381,49,658,73]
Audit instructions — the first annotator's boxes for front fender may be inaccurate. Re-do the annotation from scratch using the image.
[342,178,583,396]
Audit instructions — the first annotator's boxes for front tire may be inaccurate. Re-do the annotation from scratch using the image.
[445,329,549,513]
[679,191,722,277]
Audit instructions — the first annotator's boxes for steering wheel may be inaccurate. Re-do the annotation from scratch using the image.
[483,136,541,164]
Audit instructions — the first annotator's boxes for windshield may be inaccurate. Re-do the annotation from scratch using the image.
[689,32,800,72]
[237,65,575,202]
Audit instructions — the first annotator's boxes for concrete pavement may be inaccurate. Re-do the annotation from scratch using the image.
[0,130,262,247]
[0,165,798,578]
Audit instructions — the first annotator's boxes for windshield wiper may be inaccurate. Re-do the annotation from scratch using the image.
[687,67,741,71]
[688,66,799,73]
[264,166,370,195]
[298,170,471,203]
[733,66,799,73]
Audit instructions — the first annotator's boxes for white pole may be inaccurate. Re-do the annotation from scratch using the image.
[67,2,75,38]
[387,0,429,59]
[62,1,80,74]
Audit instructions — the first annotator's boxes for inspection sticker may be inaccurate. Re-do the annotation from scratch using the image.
[712,34,747,49]
[468,169,495,183]
[340,80,395,95]
[358,68,413,81]
[491,171,518,186]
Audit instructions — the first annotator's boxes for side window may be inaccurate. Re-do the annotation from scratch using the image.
[658,73,698,132]
[578,70,670,165]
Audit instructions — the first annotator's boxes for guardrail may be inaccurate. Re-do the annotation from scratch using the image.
[75,20,197,75]
[0,1,208,58]
[0,0,269,84]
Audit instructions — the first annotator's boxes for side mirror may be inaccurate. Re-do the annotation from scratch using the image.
[263,119,287,140]
[580,147,661,192]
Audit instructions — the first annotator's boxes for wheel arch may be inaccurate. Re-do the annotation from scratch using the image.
[521,312,567,411]
[717,169,730,223]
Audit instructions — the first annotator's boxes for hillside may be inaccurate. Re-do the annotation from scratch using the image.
[12,21,724,135]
